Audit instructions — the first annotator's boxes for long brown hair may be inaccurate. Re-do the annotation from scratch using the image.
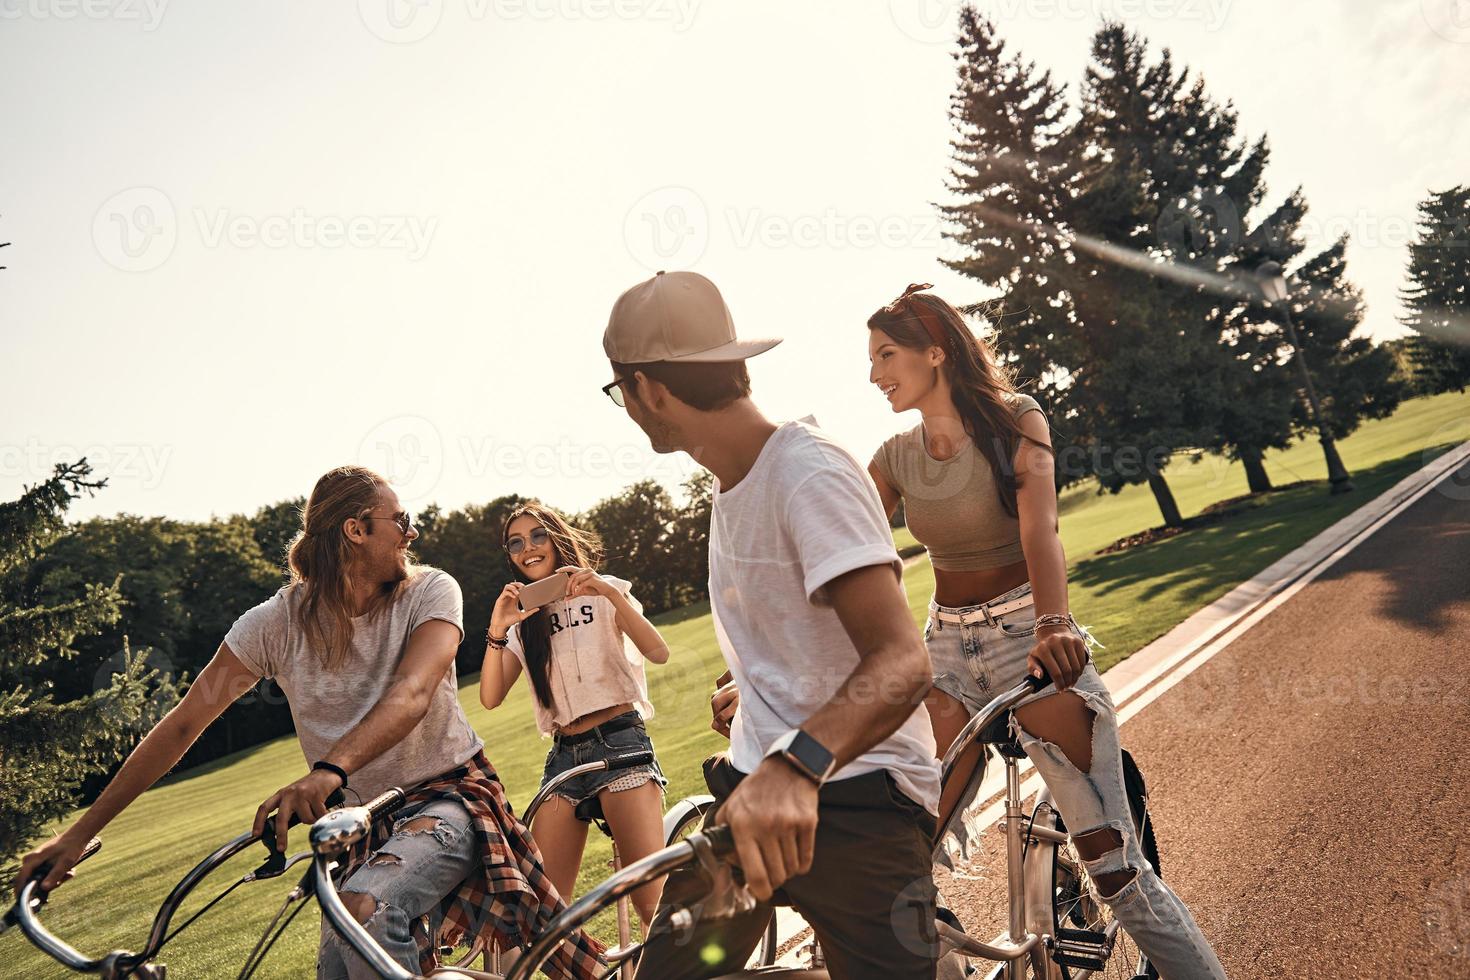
[286,466,408,669]
[500,502,605,710]
[867,284,1045,517]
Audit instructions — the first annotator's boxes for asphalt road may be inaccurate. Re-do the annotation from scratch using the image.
[942,458,1470,979]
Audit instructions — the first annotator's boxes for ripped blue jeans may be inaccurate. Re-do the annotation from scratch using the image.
[316,799,478,980]
[927,585,1228,980]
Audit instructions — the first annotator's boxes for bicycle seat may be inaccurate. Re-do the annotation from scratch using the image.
[572,796,615,838]
[978,710,1027,759]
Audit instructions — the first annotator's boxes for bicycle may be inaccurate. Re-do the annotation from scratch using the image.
[658,669,1163,980]
[444,747,661,978]
[6,790,353,979]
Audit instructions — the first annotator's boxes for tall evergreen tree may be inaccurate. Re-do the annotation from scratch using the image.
[0,463,168,866]
[1285,234,1405,439]
[1401,185,1470,393]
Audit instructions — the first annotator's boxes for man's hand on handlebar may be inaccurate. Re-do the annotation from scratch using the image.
[717,756,818,902]
[12,833,86,899]
[253,768,345,849]
[711,670,739,739]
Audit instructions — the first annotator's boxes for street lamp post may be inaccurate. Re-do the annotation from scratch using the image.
[1255,261,1355,495]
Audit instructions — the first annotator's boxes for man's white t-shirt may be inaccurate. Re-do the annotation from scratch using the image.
[709,420,940,814]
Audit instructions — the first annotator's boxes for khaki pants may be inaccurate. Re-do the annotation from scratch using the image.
[635,754,940,980]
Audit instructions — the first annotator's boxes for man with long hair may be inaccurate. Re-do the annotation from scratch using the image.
[602,271,943,979]
[15,465,605,980]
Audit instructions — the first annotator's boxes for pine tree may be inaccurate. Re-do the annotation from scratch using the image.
[1401,185,1470,393]
[0,462,169,867]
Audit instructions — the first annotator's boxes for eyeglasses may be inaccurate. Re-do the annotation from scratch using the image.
[364,512,414,535]
[601,378,626,408]
[506,526,551,556]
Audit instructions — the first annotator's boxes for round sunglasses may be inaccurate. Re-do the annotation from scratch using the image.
[506,526,551,556]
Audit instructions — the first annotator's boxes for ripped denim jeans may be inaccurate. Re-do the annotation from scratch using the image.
[317,798,478,980]
[927,585,1228,979]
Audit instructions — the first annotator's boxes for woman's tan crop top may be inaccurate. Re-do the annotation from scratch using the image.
[871,393,1043,572]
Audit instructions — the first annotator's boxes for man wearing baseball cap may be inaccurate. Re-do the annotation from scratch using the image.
[603,271,942,978]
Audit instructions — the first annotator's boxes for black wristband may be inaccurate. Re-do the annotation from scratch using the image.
[312,760,348,788]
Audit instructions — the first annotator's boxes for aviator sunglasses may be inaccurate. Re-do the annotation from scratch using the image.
[363,512,415,535]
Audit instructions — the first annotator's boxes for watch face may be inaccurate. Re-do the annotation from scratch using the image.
[789,730,834,779]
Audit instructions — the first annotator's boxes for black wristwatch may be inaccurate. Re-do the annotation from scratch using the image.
[765,729,836,787]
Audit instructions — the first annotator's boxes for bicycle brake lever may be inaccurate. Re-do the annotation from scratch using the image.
[246,850,311,883]
[687,832,757,921]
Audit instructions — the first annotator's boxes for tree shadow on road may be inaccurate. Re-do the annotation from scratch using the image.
[1069,447,1466,615]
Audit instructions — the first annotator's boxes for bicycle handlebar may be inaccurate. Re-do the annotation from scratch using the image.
[504,825,738,980]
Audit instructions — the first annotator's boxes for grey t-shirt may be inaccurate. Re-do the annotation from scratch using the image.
[224,567,483,799]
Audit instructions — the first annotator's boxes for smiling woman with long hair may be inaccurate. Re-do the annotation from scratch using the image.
[866,284,1227,980]
[478,501,671,932]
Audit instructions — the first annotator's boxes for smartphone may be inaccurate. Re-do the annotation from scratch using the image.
[517,570,569,612]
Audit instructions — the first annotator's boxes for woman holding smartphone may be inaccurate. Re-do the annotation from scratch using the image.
[480,502,670,932]
[864,284,1227,979]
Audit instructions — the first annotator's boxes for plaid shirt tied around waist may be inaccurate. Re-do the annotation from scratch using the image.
[342,751,607,979]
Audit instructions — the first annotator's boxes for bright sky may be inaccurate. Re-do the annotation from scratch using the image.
[3,0,1466,522]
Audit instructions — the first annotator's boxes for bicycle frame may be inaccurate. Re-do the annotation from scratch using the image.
[9,825,320,978]
[931,673,1064,979]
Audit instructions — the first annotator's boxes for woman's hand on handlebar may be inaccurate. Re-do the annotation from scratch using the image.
[253,768,344,848]
[1028,627,1088,690]
[12,832,86,899]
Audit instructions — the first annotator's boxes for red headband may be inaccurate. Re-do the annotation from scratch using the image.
[883,283,948,350]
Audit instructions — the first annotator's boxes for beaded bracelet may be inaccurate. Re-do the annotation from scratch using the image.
[485,628,509,649]
[1034,612,1081,634]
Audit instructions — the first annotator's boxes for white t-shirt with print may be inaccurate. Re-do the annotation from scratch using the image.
[709,421,940,814]
[504,574,655,737]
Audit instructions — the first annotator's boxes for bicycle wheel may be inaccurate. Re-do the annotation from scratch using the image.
[662,795,779,969]
[1031,748,1161,980]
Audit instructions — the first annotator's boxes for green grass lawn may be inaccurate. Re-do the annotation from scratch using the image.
[11,391,1468,977]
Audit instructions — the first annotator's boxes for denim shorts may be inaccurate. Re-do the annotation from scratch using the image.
[925,582,1110,716]
[541,711,668,817]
